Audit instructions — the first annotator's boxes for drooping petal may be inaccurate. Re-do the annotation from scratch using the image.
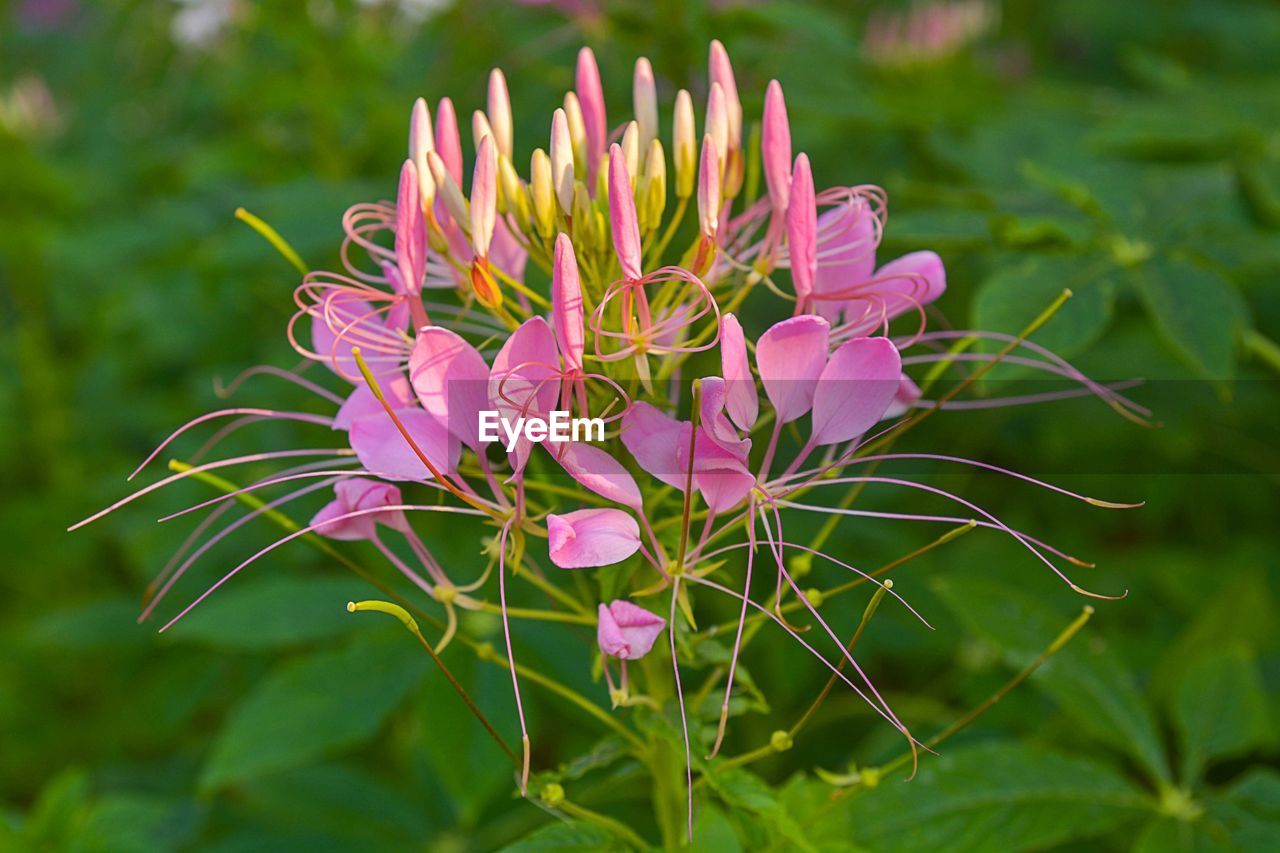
[756,315,830,423]
[312,478,409,541]
[334,373,415,431]
[698,377,751,459]
[620,401,688,489]
[551,441,643,509]
[762,80,792,212]
[867,250,947,323]
[810,337,903,446]
[598,600,665,660]
[409,327,491,450]
[608,145,643,280]
[883,373,922,419]
[350,408,459,482]
[552,233,585,371]
[787,153,817,306]
[547,508,641,569]
[576,47,608,178]
[678,429,755,513]
[490,316,561,472]
[311,293,400,380]
[395,160,426,293]
[719,313,758,431]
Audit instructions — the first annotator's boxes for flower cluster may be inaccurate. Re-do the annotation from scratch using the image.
[77,39,1145,835]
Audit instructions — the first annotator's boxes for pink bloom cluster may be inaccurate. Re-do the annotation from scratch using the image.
[77,38,1144,830]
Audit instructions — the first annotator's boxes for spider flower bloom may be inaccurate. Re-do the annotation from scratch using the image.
[75,36,1148,842]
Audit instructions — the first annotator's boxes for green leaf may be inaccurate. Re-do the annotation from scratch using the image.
[1134,259,1249,380]
[933,576,1171,783]
[164,576,369,650]
[1174,646,1270,783]
[1206,769,1280,849]
[701,766,815,851]
[499,820,625,852]
[691,803,744,853]
[835,742,1148,852]
[200,633,426,789]
[973,255,1115,363]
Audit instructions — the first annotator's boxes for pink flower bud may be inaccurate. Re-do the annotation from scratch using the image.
[597,600,665,659]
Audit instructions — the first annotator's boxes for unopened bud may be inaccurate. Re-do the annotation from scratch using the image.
[487,67,513,157]
[550,108,575,215]
[530,148,555,238]
[620,121,640,188]
[706,82,729,176]
[563,91,588,170]
[497,153,522,216]
[673,89,696,198]
[470,258,502,309]
[640,138,667,231]
[633,57,658,149]
[697,134,720,238]
[427,150,469,231]
[471,110,494,154]
[409,97,436,209]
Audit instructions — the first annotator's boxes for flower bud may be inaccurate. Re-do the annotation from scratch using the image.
[620,121,640,188]
[563,91,588,170]
[608,145,643,281]
[641,138,667,232]
[434,97,463,184]
[427,150,469,231]
[709,39,742,154]
[550,108,575,215]
[487,67,513,157]
[409,97,436,210]
[530,148,555,237]
[471,110,494,154]
[697,134,721,239]
[762,79,793,212]
[633,57,658,149]
[673,88,696,198]
[575,47,607,177]
[706,82,729,175]
[470,136,497,259]
[498,153,524,218]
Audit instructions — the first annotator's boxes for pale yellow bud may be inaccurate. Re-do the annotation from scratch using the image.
[550,108,575,215]
[673,89,696,198]
[530,148,555,238]
[427,150,469,232]
[471,110,494,154]
[620,121,640,188]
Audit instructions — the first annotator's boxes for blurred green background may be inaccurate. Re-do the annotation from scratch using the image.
[3,0,1279,849]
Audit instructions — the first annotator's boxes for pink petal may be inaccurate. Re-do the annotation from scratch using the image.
[787,153,817,305]
[551,441,642,509]
[812,199,877,322]
[698,377,751,460]
[697,135,721,237]
[620,401,688,489]
[762,80,792,212]
[601,600,665,660]
[310,293,399,380]
[867,250,947,324]
[756,315,830,423]
[491,219,529,284]
[719,313,758,431]
[395,160,426,293]
[334,373,414,431]
[490,316,562,472]
[810,337,903,446]
[408,327,491,450]
[552,233,585,371]
[679,429,755,513]
[884,373,922,419]
[349,408,459,482]
[608,145,643,280]
[547,508,641,569]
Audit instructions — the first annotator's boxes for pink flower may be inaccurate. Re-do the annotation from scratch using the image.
[547,508,642,568]
[597,600,665,660]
